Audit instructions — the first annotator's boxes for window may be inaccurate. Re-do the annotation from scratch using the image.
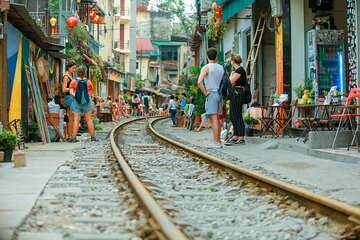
[159,46,178,61]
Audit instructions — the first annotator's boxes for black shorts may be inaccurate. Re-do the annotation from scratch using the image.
[132,103,139,109]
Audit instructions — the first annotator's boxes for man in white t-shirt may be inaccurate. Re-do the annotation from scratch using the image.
[197,48,224,148]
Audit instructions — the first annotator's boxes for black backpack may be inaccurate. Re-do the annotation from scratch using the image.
[143,96,149,106]
[217,68,232,100]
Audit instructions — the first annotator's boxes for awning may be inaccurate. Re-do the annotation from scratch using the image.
[216,0,254,22]
[7,4,64,52]
[139,87,157,94]
[48,51,67,59]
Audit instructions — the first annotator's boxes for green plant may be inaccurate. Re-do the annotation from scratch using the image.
[294,85,304,98]
[243,115,259,126]
[116,64,123,72]
[135,73,143,89]
[28,122,38,133]
[206,14,230,41]
[308,88,315,98]
[49,0,60,13]
[90,67,102,81]
[0,130,18,151]
[333,91,343,98]
[193,93,206,116]
[92,116,103,131]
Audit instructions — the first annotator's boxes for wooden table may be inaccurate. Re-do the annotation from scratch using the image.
[255,105,293,138]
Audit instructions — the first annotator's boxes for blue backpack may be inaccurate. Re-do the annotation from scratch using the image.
[218,68,230,99]
[75,79,90,105]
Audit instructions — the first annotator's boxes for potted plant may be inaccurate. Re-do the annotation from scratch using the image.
[193,92,206,124]
[0,130,18,162]
[294,85,304,102]
[243,115,259,136]
[28,122,39,143]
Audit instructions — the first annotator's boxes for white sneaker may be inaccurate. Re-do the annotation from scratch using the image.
[205,141,222,149]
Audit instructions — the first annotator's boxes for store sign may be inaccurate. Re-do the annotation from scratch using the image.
[108,70,120,82]
[130,77,136,91]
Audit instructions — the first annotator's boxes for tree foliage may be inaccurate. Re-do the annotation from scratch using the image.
[158,0,195,37]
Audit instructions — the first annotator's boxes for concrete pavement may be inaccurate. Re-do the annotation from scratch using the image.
[156,119,360,207]
[0,142,78,240]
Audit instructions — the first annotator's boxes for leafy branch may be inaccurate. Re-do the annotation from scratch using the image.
[206,13,230,41]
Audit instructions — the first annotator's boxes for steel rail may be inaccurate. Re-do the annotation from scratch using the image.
[149,117,360,228]
[110,118,188,240]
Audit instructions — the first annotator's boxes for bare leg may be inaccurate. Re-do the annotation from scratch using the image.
[72,113,81,138]
[210,114,221,142]
[67,109,74,138]
[84,111,95,138]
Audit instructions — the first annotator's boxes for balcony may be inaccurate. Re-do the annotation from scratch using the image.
[114,8,131,22]
[28,10,101,54]
[89,36,100,54]
[113,41,131,54]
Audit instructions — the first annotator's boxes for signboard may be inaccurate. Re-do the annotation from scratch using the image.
[108,70,120,82]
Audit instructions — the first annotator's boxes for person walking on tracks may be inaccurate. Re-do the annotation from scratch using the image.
[225,53,247,146]
[197,48,224,148]
[68,66,98,142]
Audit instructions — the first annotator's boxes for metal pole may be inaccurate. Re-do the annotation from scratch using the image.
[0,10,8,129]
[45,0,50,36]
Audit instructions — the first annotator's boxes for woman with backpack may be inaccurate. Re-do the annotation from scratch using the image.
[68,66,98,142]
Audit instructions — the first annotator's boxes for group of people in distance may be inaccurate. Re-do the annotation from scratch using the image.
[197,48,248,148]
[92,92,154,120]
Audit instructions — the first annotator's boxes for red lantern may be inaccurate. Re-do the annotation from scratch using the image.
[94,17,102,24]
[90,9,95,15]
[66,17,78,28]
[93,15,100,23]
[90,11,96,19]
[215,11,222,19]
[212,2,222,12]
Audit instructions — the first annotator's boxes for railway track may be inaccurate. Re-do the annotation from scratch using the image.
[112,117,360,239]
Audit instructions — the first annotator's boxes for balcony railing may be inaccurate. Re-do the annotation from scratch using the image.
[114,8,131,20]
[89,36,100,54]
[10,0,27,6]
[114,41,130,52]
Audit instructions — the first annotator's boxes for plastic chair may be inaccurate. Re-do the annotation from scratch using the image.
[331,88,360,149]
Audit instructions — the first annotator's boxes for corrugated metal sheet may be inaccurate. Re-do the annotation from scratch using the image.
[215,0,254,22]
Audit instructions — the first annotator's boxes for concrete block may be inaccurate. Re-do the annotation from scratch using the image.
[308,130,354,149]
[13,151,26,167]
[0,151,3,161]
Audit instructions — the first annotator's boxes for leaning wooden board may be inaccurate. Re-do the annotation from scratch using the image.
[25,64,50,144]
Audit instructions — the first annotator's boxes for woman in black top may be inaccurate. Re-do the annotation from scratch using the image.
[225,53,247,145]
[62,60,77,140]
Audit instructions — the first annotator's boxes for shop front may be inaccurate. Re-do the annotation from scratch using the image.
[107,69,121,101]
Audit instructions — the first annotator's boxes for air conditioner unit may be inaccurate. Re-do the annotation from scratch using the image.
[270,0,283,17]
